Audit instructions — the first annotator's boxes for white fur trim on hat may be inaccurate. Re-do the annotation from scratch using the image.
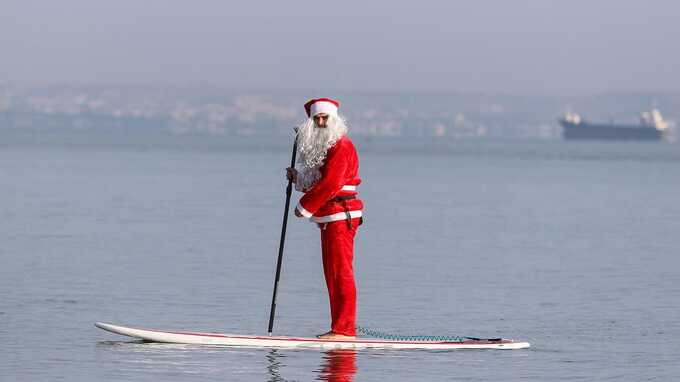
[309,101,338,117]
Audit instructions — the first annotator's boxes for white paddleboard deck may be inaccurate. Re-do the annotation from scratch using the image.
[95,322,530,350]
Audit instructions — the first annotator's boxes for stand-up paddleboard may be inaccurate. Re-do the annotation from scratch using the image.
[95,322,530,350]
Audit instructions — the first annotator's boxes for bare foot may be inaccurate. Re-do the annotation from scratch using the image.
[316,331,356,340]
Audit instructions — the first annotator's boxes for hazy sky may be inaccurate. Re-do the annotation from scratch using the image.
[2,0,678,94]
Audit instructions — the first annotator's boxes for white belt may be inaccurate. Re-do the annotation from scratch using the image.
[311,210,362,223]
[341,185,357,191]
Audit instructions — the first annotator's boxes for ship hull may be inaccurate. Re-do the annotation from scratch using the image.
[560,121,664,141]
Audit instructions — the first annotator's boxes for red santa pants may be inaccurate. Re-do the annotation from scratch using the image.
[319,218,360,336]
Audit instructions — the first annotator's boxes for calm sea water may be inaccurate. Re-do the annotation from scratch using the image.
[1,131,679,381]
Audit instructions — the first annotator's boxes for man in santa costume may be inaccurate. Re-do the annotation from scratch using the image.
[286,97,363,340]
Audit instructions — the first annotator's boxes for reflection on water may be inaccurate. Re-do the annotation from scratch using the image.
[266,349,357,382]
[316,350,357,382]
[266,350,287,382]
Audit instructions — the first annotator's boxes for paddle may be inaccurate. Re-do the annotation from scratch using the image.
[267,129,298,335]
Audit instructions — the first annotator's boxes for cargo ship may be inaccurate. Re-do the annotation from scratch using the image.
[559,109,669,141]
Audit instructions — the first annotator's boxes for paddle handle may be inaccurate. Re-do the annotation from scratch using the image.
[268,130,298,335]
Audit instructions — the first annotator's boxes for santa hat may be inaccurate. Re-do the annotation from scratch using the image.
[304,98,340,117]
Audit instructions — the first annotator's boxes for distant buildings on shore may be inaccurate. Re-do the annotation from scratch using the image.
[0,84,676,140]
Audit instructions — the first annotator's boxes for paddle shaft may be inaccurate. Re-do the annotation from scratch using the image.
[268,132,298,335]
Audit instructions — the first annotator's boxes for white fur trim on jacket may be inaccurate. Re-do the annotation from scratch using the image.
[296,203,313,218]
[311,210,362,224]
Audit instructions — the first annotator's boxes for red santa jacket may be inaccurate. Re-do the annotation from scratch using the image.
[296,136,363,223]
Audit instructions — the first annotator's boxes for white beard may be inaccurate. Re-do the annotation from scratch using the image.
[295,114,348,191]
